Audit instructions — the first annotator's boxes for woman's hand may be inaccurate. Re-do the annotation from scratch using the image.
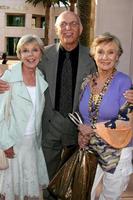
[4,146,15,159]
[124,89,133,104]
[78,124,93,148]
[0,68,3,77]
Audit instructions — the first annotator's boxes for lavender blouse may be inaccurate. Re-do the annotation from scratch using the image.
[79,71,132,125]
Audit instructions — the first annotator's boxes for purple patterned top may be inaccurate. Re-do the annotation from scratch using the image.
[79,71,132,125]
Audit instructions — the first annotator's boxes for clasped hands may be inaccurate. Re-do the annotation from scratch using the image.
[78,124,94,149]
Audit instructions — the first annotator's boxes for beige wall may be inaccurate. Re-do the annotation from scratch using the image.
[0,0,45,54]
[95,0,133,79]
[0,0,65,55]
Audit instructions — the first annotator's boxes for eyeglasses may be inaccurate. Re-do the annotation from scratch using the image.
[59,21,79,29]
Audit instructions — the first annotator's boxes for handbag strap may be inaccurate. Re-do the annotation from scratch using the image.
[4,84,12,121]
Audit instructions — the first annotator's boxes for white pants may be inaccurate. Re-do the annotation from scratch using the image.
[91,147,133,200]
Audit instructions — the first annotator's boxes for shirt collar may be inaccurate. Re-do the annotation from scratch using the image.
[59,44,79,55]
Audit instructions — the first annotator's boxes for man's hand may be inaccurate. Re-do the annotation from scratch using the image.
[0,80,10,93]
[124,89,133,104]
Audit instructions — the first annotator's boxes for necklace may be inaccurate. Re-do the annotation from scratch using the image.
[88,68,116,128]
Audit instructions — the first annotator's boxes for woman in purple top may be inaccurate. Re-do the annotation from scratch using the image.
[78,33,133,200]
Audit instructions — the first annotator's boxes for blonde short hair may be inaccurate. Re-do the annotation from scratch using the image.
[90,32,123,58]
[16,34,44,59]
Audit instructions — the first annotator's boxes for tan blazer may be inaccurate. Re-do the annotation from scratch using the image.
[39,43,96,148]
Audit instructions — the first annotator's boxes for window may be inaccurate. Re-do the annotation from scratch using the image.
[55,16,58,22]
[6,37,20,56]
[41,17,45,29]
[54,38,60,44]
[7,14,25,27]
[32,15,45,28]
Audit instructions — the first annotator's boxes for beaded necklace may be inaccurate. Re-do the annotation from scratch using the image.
[88,68,116,128]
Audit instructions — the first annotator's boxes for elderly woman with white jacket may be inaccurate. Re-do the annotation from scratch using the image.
[0,34,49,200]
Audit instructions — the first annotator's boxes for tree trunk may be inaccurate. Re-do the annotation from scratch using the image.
[77,0,95,47]
[44,3,51,46]
[69,0,77,11]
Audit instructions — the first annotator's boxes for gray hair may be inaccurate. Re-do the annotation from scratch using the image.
[16,34,44,59]
[90,32,123,58]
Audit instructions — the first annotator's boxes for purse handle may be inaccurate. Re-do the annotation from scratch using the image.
[68,112,83,126]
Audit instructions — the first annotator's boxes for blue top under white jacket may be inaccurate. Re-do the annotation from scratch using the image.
[0,62,48,150]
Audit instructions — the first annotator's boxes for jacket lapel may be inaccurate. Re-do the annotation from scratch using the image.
[44,44,59,107]
[73,45,91,110]
[16,83,31,101]
[35,68,48,115]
